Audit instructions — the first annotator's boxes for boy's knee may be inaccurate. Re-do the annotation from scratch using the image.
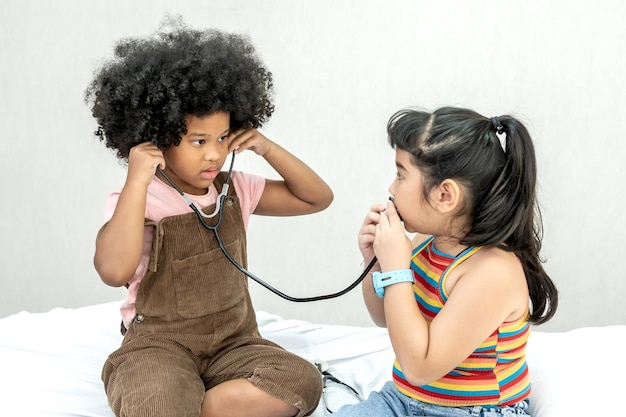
[298,360,324,411]
[103,349,205,417]
[251,358,323,416]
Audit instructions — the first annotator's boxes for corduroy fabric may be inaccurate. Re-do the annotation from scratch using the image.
[101,173,322,417]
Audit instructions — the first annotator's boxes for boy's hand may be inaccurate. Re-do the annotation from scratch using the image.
[127,142,165,188]
[228,128,274,156]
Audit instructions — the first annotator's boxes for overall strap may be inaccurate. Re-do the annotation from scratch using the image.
[213,171,236,196]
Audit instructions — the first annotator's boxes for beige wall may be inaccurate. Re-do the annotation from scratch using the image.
[1,0,625,331]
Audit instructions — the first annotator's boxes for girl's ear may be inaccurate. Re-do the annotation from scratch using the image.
[433,179,463,214]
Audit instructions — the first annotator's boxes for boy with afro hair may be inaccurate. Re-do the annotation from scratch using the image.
[85,20,332,417]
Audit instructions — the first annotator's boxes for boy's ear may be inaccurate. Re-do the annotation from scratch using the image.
[433,179,463,213]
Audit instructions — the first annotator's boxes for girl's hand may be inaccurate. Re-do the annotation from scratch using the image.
[373,201,412,272]
[228,128,273,156]
[358,204,387,264]
[126,142,165,188]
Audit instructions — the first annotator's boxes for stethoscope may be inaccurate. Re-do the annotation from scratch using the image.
[156,151,378,302]
[313,359,363,413]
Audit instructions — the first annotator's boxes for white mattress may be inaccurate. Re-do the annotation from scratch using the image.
[0,301,624,416]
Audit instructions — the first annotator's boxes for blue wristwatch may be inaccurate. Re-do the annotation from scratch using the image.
[372,269,414,298]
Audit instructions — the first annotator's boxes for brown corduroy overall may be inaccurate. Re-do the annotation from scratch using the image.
[101,173,322,417]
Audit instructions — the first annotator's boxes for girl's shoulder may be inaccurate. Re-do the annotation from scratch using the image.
[447,246,528,319]
[456,245,523,280]
[472,245,521,266]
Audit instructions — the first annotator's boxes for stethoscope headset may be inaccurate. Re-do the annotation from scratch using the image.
[155,151,379,302]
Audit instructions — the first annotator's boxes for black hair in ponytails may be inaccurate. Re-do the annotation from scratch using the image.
[387,107,557,324]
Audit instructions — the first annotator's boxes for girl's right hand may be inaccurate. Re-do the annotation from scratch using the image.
[126,142,165,188]
[358,204,387,264]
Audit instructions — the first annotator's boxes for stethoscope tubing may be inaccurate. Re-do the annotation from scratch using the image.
[189,191,377,302]
[155,152,377,302]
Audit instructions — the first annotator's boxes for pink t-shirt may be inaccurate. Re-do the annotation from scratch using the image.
[103,171,265,328]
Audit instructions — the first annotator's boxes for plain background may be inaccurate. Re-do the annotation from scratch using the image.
[1,0,624,331]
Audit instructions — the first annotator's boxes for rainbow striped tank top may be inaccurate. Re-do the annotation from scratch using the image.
[392,236,531,407]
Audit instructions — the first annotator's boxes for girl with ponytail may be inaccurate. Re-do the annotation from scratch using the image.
[334,107,557,417]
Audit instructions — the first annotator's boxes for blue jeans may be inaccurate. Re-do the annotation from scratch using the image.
[331,381,531,417]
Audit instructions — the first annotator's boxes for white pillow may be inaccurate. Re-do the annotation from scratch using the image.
[526,325,626,417]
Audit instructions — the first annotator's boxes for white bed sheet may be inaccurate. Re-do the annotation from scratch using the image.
[0,301,624,417]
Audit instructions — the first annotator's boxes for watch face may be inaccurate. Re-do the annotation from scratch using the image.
[375,285,384,298]
[373,272,385,298]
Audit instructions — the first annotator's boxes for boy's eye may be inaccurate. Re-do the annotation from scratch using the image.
[193,139,205,145]
[218,135,228,142]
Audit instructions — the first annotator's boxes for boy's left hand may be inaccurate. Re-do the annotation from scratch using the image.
[373,201,412,272]
[228,128,274,156]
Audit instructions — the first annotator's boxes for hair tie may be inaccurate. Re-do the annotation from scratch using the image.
[490,116,507,153]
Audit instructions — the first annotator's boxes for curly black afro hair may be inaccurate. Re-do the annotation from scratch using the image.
[85,21,274,160]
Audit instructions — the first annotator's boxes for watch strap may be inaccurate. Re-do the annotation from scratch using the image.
[372,269,414,298]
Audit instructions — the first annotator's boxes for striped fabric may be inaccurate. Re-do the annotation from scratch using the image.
[392,237,531,407]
